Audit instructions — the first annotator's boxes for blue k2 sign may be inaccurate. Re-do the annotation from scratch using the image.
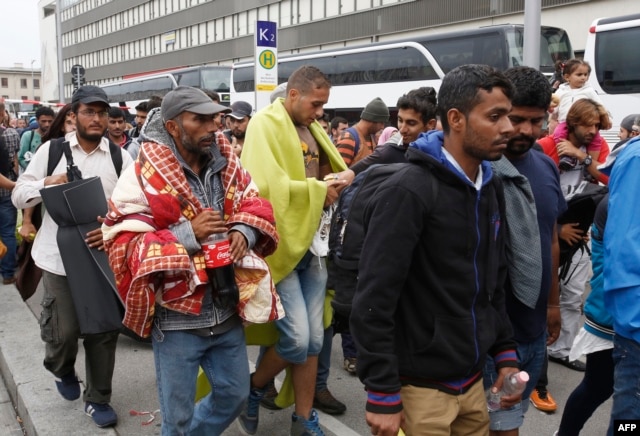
[257,21,277,48]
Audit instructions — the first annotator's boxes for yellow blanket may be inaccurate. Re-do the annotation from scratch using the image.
[241,98,347,284]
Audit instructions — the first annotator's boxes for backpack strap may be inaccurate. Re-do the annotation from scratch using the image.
[47,137,123,177]
[29,130,38,151]
[345,126,361,157]
[47,137,66,176]
[107,140,123,177]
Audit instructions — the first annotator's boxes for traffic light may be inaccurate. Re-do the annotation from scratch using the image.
[71,76,86,86]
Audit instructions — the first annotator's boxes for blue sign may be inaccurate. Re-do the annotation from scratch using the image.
[257,21,277,48]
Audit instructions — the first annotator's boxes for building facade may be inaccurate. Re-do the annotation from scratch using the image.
[0,65,43,101]
[39,0,636,102]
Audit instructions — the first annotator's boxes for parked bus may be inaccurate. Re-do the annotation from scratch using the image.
[101,65,232,113]
[231,24,573,114]
[2,99,64,122]
[583,13,640,145]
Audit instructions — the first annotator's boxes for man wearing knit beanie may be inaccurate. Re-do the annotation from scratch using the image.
[335,97,389,166]
[618,113,640,142]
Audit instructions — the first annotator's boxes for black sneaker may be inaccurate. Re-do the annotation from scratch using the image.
[548,355,586,371]
[260,379,282,410]
[313,388,346,415]
[54,371,80,401]
[85,402,118,428]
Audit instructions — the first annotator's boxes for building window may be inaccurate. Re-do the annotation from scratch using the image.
[34,79,40,89]
[1,78,7,87]
[35,96,40,101]
[20,78,27,88]
[21,96,28,100]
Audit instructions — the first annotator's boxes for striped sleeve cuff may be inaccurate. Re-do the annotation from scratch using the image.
[493,349,519,368]
[366,390,403,414]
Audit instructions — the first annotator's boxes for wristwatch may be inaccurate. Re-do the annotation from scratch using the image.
[582,155,593,166]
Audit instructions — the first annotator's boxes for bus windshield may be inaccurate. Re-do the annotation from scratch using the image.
[507,27,574,74]
[200,68,231,93]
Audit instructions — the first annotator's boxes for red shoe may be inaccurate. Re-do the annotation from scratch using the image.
[530,388,557,413]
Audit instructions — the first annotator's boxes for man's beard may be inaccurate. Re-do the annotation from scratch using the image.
[76,125,104,142]
[233,130,245,140]
[181,130,213,157]
[505,134,535,157]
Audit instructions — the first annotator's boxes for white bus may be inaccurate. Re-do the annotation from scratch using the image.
[101,65,232,114]
[2,99,64,121]
[231,24,573,116]
[583,13,640,145]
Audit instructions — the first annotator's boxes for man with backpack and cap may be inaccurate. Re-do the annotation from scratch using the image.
[12,85,134,429]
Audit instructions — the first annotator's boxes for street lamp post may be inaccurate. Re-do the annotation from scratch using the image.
[30,60,35,100]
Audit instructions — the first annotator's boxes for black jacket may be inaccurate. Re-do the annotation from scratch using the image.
[350,131,517,414]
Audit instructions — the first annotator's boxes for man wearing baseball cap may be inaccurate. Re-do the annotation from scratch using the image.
[12,85,134,428]
[102,86,279,435]
[225,101,253,156]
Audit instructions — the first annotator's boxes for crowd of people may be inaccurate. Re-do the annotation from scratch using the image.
[0,58,639,436]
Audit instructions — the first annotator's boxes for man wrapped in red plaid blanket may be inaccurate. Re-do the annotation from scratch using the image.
[102,86,282,435]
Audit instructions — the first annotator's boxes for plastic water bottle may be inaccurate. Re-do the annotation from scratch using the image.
[201,231,239,309]
[486,371,529,412]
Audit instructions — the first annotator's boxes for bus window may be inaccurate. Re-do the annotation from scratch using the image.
[233,66,254,93]
[584,14,640,145]
[594,26,640,94]
[141,77,173,96]
[174,70,200,87]
[422,32,504,72]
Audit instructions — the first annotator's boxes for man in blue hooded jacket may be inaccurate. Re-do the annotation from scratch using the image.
[350,64,519,436]
[603,134,640,434]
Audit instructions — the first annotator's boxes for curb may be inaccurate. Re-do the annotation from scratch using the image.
[0,284,117,436]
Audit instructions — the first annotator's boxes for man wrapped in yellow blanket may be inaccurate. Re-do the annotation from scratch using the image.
[239,66,349,436]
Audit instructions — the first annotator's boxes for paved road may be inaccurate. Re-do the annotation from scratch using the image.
[0,280,610,435]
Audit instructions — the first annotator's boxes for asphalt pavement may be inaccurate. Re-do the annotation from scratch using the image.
[0,279,610,435]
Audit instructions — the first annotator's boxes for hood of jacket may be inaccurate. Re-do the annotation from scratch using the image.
[408,130,495,188]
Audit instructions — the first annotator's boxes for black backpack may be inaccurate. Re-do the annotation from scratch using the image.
[327,163,438,326]
[558,182,608,279]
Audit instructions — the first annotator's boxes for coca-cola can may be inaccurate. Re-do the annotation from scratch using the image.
[202,239,232,268]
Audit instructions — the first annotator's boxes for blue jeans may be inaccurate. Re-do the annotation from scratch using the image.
[316,325,333,391]
[274,251,327,363]
[341,332,357,359]
[483,332,547,431]
[0,195,17,280]
[152,324,249,436]
[608,334,640,436]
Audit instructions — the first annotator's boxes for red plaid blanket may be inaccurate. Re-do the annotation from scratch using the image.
[103,134,279,337]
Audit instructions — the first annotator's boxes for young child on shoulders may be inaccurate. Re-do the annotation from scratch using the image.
[552,59,609,170]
